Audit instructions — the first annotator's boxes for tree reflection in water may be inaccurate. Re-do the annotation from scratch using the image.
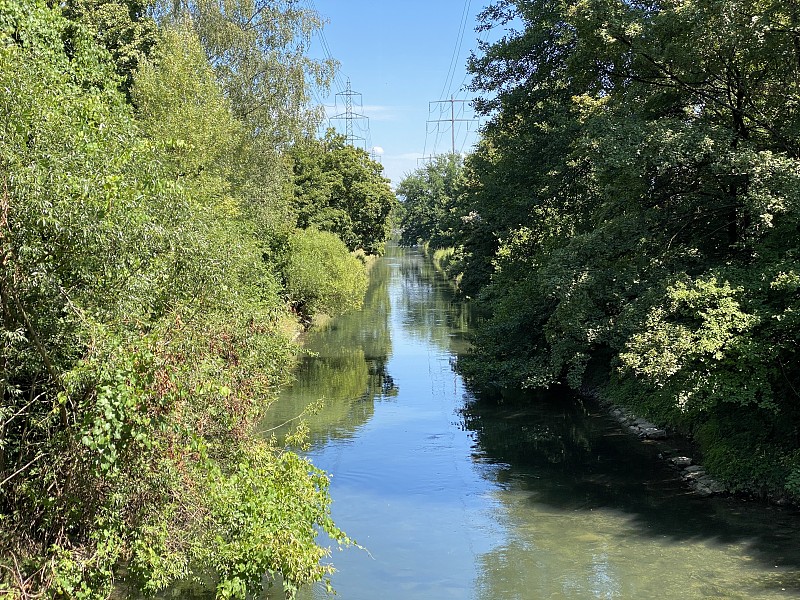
[261,249,397,448]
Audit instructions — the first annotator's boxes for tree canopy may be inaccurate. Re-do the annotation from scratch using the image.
[403,0,800,502]
[0,0,392,597]
[396,153,464,249]
[290,130,397,255]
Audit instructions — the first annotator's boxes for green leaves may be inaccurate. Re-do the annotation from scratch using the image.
[161,0,334,145]
[132,24,242,186]
[198,445,349,598]
[450,0,800,499]
[397,153,464,250]
[619,275,766,410]
[282,227,369,320]
[1,0,357,597]
[290,130,398,254]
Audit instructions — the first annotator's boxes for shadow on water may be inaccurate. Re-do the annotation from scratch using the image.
[460,386,800,594]
[138,244,800,599]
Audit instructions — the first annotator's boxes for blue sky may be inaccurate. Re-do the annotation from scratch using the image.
[304,0,499,186]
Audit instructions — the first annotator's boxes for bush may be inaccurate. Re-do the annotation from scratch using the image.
[283,228,368,318]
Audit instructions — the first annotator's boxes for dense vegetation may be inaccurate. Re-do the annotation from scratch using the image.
[400,0,800,502]
[0,0,394,597]
[397,153,464,250]
[290,130,397,256]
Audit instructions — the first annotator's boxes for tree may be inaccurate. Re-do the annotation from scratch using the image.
[156,0,335,145]
[455,0,800,500]
[282,227,369,319]
[62,0,158,94]
[290,130,397,254]
[0,3,350,597]
[396,153,464,249]
[151,0,339,247]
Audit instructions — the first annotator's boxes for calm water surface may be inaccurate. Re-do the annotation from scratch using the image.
[256,245,800,599]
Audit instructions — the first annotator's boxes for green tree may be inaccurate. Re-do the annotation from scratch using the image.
[396,153,464,249]
[157,0,335,145]
[152,0,339,250]
[62,0,158,94]
[0,2,350,598]
[455,0,800,500]
[290,130,397,254]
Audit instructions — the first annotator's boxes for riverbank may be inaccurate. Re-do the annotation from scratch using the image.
[588,391,797,507]
[412,245,799,508]
[600,400,727,498]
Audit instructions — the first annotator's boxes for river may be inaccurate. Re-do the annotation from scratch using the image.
[257,244,800,599]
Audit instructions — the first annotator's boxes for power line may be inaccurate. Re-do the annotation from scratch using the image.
[427,97,476,155]
[306,0,347,93]
[304,2,380,156]
[422,0,483,163]
[329,79,369,151]
[439,0,472,101]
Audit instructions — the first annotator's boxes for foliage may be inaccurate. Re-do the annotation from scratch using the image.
[131,24,242,186]
[282,228,369,320]
[156,0,334,145]
[400,0,800,500]
[396,153,464,250]
[62,0,158,94]
[289,130,397,255]
[151,0,338,248]
[0,1,363,598]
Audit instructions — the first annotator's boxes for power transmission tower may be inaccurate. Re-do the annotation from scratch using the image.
[427,97,476,155]
[329,79,369,150]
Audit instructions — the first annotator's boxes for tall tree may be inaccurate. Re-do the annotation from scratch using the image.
[443,0,800,499]
[396,153,464,249]
[62,0,158,94]
[158,0,335,145]
[290,130,397,254]
[0,3,351,598]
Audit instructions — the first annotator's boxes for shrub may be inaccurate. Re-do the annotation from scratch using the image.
[283,228,368,318]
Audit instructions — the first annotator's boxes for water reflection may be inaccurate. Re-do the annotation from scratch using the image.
[259,252,397,447]
[462,391,800,599]
[151,245,800,600]
[273,245,800,600]
[396,248,471,355]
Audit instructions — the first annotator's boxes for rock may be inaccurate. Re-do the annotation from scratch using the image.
[684,465,703,473]
[700,476,725,494]
[671,456,692,467]
[694,482,715,497]
[704,479,726,494]
[642,427,667,440]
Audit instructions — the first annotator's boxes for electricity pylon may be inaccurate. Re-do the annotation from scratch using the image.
[427,97,476,155]
[329,79,369,150]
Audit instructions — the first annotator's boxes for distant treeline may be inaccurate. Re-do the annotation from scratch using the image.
[0,0,395,597]
[399,0,800,503]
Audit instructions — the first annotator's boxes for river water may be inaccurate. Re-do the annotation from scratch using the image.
[259,244,800,599]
